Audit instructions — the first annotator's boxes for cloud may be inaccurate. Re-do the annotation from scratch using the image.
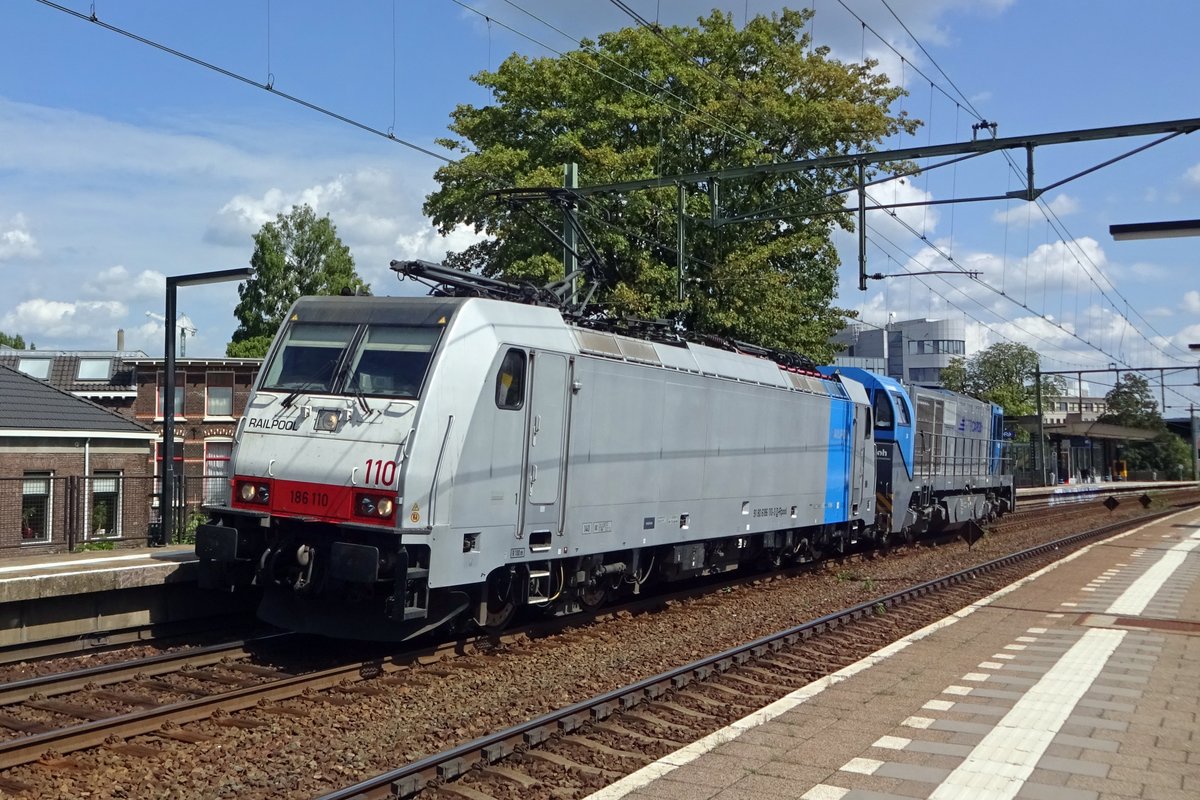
[394,224,487,264]
[204,169,426,249]
[0,213,38,261]
[83,266,164,301]
[1182,291,1200,314]
[1186,163,1200,185]
[992,193,1078,226]
[2,298,127,339]
[1128,261,1168,281]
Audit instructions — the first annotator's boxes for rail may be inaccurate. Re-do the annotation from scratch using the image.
[316,505,1185,799]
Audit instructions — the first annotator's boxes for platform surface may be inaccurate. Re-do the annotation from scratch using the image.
[0,546,196,603]
[589,507,1200,800]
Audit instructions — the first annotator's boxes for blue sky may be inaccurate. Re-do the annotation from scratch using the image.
[2,1,1199,408]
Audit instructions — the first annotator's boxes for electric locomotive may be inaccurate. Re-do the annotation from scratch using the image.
[197,273,881,639]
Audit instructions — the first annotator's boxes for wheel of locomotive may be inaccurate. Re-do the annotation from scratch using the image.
[902,524,917,546]
[481,567,519,633]
[803,535,823,562]
[577,581,610,611]
[875,528,892,554]
[874,515,892,553]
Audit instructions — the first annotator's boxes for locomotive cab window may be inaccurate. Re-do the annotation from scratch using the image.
[889,391,912,425]
[261,323,357,392]
[345,325,441,399]
[495,349,526,410]
[873,391,894,429]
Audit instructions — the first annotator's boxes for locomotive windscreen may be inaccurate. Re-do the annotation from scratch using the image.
[261,321,442,400]
[261,322,356,391]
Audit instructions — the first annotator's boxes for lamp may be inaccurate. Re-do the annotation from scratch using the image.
[1109,219,1200,241]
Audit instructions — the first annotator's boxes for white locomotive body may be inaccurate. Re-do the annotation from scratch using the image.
[197,294,879,639]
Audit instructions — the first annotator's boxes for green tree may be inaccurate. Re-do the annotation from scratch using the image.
[227,204,368,357]
[0,331,28,349]
[1099,373,1187,475]
[425,8,916,360]
[940,342,1065,416]
[1099,373,1159,428]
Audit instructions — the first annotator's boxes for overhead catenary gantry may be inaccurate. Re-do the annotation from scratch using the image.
[551,116,1200,295]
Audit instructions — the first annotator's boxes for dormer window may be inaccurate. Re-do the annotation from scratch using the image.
[17,358,51,379]
[77,358,111,381]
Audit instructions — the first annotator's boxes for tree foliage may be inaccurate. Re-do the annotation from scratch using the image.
[227,204,368,358]
[0,331,28,349]
[1099,373,1189,475]
[1099,373,1159,428]
[425,8,917,360]
[939,342,1064,416]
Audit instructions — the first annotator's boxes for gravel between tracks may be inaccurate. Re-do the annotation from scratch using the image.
[0,500,1176,799]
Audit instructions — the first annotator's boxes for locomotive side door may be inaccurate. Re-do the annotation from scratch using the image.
[521,351,568,538]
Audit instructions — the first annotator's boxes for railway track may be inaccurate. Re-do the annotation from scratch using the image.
[0,490,1193,797]
[313,504,1192,800]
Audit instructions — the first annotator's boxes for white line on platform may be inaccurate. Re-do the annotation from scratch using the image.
[0,550,193,575]
[929,628,1125,800]
[1105,531,1200,616]
[580,508,1195,800]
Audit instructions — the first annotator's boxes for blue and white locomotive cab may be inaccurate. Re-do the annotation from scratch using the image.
[819,367,1013,541]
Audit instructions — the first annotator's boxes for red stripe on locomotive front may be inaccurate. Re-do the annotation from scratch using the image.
[232,476,394,526]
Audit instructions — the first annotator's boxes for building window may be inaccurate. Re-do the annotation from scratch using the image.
[77,358,112,381]
[207,386,233,417]
[90,472,122,538]
[907,340,965,356]
[908,367,942,383]
[156,371,186,418]
[21,473,52,542]
[204,440,233,504]
[206,371,235,417]
[17,358,51,379]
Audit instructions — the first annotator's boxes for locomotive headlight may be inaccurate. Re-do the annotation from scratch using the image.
[236,480,271,505]
[354,492,396,520]
[315,409,342,432]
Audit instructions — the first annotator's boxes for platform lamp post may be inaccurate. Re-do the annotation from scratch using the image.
[1188,344,1200,483]
[160,268,252,545]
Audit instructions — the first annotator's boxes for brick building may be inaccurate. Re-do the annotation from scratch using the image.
[0,364,156,553]
[122,357,261,526]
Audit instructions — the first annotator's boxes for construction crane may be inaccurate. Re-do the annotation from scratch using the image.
[145,312,198,356]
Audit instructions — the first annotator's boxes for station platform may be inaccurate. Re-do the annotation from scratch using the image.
[588,506,1200,800]
[0,546,197,604]
[0,546,254,652]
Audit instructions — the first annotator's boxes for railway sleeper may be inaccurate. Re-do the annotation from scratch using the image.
[561,735,647,762]
[623,709,694,734]
[105,743,160,759]
[525,748,623,780]
[438,782,501,800]
[477,764,540,789]
[593,720,684,748]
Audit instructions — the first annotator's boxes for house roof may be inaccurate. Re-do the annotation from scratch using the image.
[0,349,142,397]
[0,364,154,438]
[123,357,262,368]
